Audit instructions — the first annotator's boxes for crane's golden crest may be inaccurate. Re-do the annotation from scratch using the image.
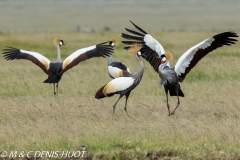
[111,37,119,45]
[128,44,143,56]
[165,50,174,62]
[53,36,61,46]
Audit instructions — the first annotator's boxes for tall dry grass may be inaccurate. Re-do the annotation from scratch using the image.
[0,31,240,159]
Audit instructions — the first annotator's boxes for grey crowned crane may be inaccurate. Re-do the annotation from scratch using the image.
[108,38,131,79]
[122,21,238,116]
[2,37,116,95]
[95,44,143,115]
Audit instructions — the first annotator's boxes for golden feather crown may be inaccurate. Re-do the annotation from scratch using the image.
[53,36,61,46]
[128,44,143,56]
[165,50,174,62]
[111,37,118,45]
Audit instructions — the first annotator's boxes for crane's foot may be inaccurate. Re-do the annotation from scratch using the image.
[167,104,171,116]
[112,107,116,114]
[124,110,135,120]
[170,111,175,116]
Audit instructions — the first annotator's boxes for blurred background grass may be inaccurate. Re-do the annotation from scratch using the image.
[0,0,240,33]
[1,0,240,159]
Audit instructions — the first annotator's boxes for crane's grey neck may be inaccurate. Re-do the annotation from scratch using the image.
[158,63,169,85]
[108,55,114,65]
[56,45,62,62]
[137,55,144,78]
[158,63,168,73]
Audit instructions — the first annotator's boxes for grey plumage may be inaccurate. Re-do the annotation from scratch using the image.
[95,51,144,116]
[158,60,184,116]
[122,21,238,116]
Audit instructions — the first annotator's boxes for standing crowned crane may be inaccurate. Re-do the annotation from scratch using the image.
[2,37,117,95]
[95,44,143,115]
[122,21,238,116]
[108,37,131,79]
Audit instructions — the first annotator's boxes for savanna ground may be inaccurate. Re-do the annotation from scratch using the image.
[1,1,240,159]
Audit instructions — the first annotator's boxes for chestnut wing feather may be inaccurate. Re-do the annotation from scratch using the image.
[2,47,52,76]
[175,32,238,82]
[59,41,114,74]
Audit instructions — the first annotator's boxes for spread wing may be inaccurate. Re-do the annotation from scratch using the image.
[2,47,52,76]
[59,41,114,75]
[174,32,238,82]
[122,20,163,72]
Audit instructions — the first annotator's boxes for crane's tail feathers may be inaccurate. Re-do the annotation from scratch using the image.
[169,88,184,97]
[43,75,61,83]
[178,88,184,97]
[95,84,107,99]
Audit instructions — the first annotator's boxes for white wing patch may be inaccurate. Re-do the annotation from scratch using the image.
[108,66,131,78]
[127,68,131,73]
[144,34,165,56]
[62,45,96,69]
[20,49,51,69]
[108,66,122,78]
[103,77,134,95]
[174,37,214,76]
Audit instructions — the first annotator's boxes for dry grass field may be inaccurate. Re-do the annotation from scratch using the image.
[1,1,240,159]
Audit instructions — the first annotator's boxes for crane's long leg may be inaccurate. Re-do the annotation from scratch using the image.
[164,86,171,116]
[124,92,131,117]
[56,83,59,95]
[170,95,180,116]
[170,86,181,116]
[53,83,56,96]
[112,95,123,114]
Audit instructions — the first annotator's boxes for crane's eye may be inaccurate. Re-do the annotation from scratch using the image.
[160,54,165,58]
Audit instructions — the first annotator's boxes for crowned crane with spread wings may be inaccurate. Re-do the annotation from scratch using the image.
[3,37,117,95]
[122,21,238,116]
